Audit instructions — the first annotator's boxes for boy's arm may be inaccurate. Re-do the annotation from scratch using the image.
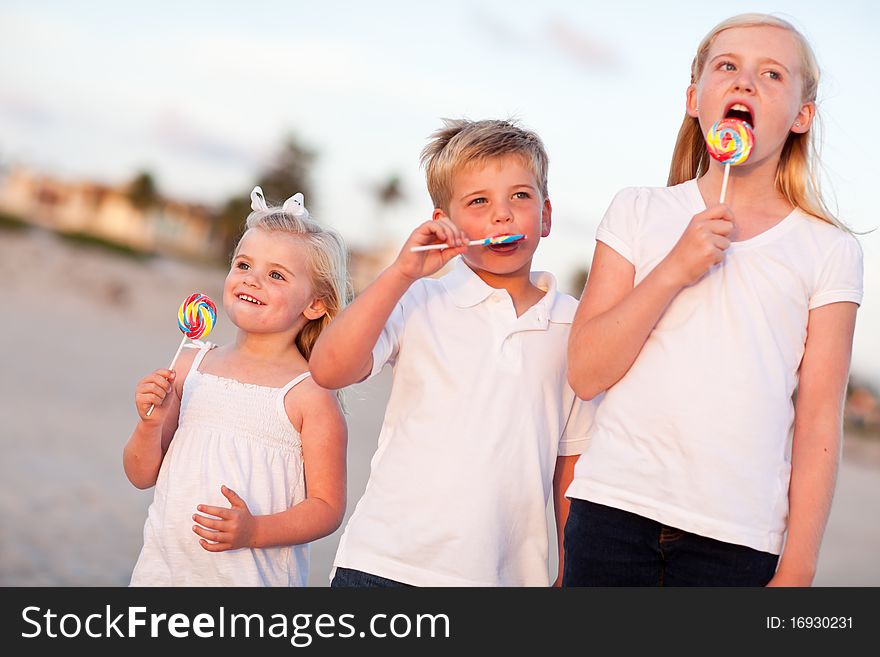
[310,218,467,389]
[768,301,857,586]
[568,205,734,400]
[552,454,579,587]
[310,266,415,388]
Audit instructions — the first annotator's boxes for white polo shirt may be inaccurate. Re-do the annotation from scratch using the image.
[332,257,593,586]
[567,181,863,554]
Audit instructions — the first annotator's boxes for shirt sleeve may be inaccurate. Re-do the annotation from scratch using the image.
[369,286,413,378]
[809,232,864,310]
[558,393,600,456]
[595,187,640,265]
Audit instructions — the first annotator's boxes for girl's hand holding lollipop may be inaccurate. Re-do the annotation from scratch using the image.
[659,118,753,289]
[144,293,217,418]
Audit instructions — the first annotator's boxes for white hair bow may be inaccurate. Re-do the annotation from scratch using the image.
[250,185,310,219]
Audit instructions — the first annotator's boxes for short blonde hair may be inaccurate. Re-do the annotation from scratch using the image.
[239,207,352,362]
[668,13,843,229]
[421,118,549,212]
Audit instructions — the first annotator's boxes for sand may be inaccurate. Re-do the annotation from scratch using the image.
[1,227,877,586]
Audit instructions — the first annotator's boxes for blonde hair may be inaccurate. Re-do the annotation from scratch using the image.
[239,206,352,362]
[420,118,549,212]
[668,13,843,228]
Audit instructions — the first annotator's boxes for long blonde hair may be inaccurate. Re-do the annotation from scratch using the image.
[241,207,351,362]
[668,13,842,228]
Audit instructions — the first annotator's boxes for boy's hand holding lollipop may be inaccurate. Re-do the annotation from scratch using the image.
[393,218,470,282]
[395,217,528,283]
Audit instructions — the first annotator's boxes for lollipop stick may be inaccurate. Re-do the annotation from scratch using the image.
[165,335,188,372]
[410,235,525,252]
[719,162,731,204]
[411,239,478,252]
[146,335,187,417]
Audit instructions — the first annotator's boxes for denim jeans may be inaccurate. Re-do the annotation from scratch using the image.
[330,567,413,588]
[562,499,779,586]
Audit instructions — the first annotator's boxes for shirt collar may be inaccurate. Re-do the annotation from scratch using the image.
[440,257,568,321]
[440,257,496,308]
[530,269,573,326]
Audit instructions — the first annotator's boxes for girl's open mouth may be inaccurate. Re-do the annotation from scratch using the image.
[725,103,755,128]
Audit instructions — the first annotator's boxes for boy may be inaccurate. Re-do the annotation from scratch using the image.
[310,119,593,586]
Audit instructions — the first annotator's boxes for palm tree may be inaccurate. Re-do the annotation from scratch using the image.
[370,173,405,244]
[127,171,161,211]
[215,134,317,257]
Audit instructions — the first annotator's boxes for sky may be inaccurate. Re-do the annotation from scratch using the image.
[1,0,879,383]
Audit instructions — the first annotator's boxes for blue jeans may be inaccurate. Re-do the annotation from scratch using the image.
[562,499,779,586]
[330,567,413,588]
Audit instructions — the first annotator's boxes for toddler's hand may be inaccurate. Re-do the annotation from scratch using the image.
[192,485,256,552]
[135,369,176,421]
[392,218,469,282]
[662,204,734,288]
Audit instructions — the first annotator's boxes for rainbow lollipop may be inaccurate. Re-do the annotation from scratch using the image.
[177,292,217,339]
[706,117,754,203]
[146,293,217,417]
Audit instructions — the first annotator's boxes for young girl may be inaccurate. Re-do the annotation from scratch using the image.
[564,14,863,586]
[124,187,350,586]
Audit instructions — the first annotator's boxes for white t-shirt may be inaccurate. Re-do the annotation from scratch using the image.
[332,258,594,586]
[566,180,863,555]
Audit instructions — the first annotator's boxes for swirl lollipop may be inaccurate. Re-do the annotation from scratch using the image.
[177,292,217,339]
[146,293,217,417]
[706,117,754,203]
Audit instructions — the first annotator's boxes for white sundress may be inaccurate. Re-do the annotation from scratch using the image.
[130,346,310,586]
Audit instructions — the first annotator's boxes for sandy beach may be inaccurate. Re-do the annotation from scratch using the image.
[1,226,878,587]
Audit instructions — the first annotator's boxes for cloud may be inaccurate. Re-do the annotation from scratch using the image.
[151,110,260,168]
[470,7,621,73]
[545,19,621,72]
[0,92,56,128]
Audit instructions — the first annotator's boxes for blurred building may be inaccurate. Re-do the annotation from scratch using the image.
[0,167,224,260]
[846,379,880,434]
[0,166,396,294]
